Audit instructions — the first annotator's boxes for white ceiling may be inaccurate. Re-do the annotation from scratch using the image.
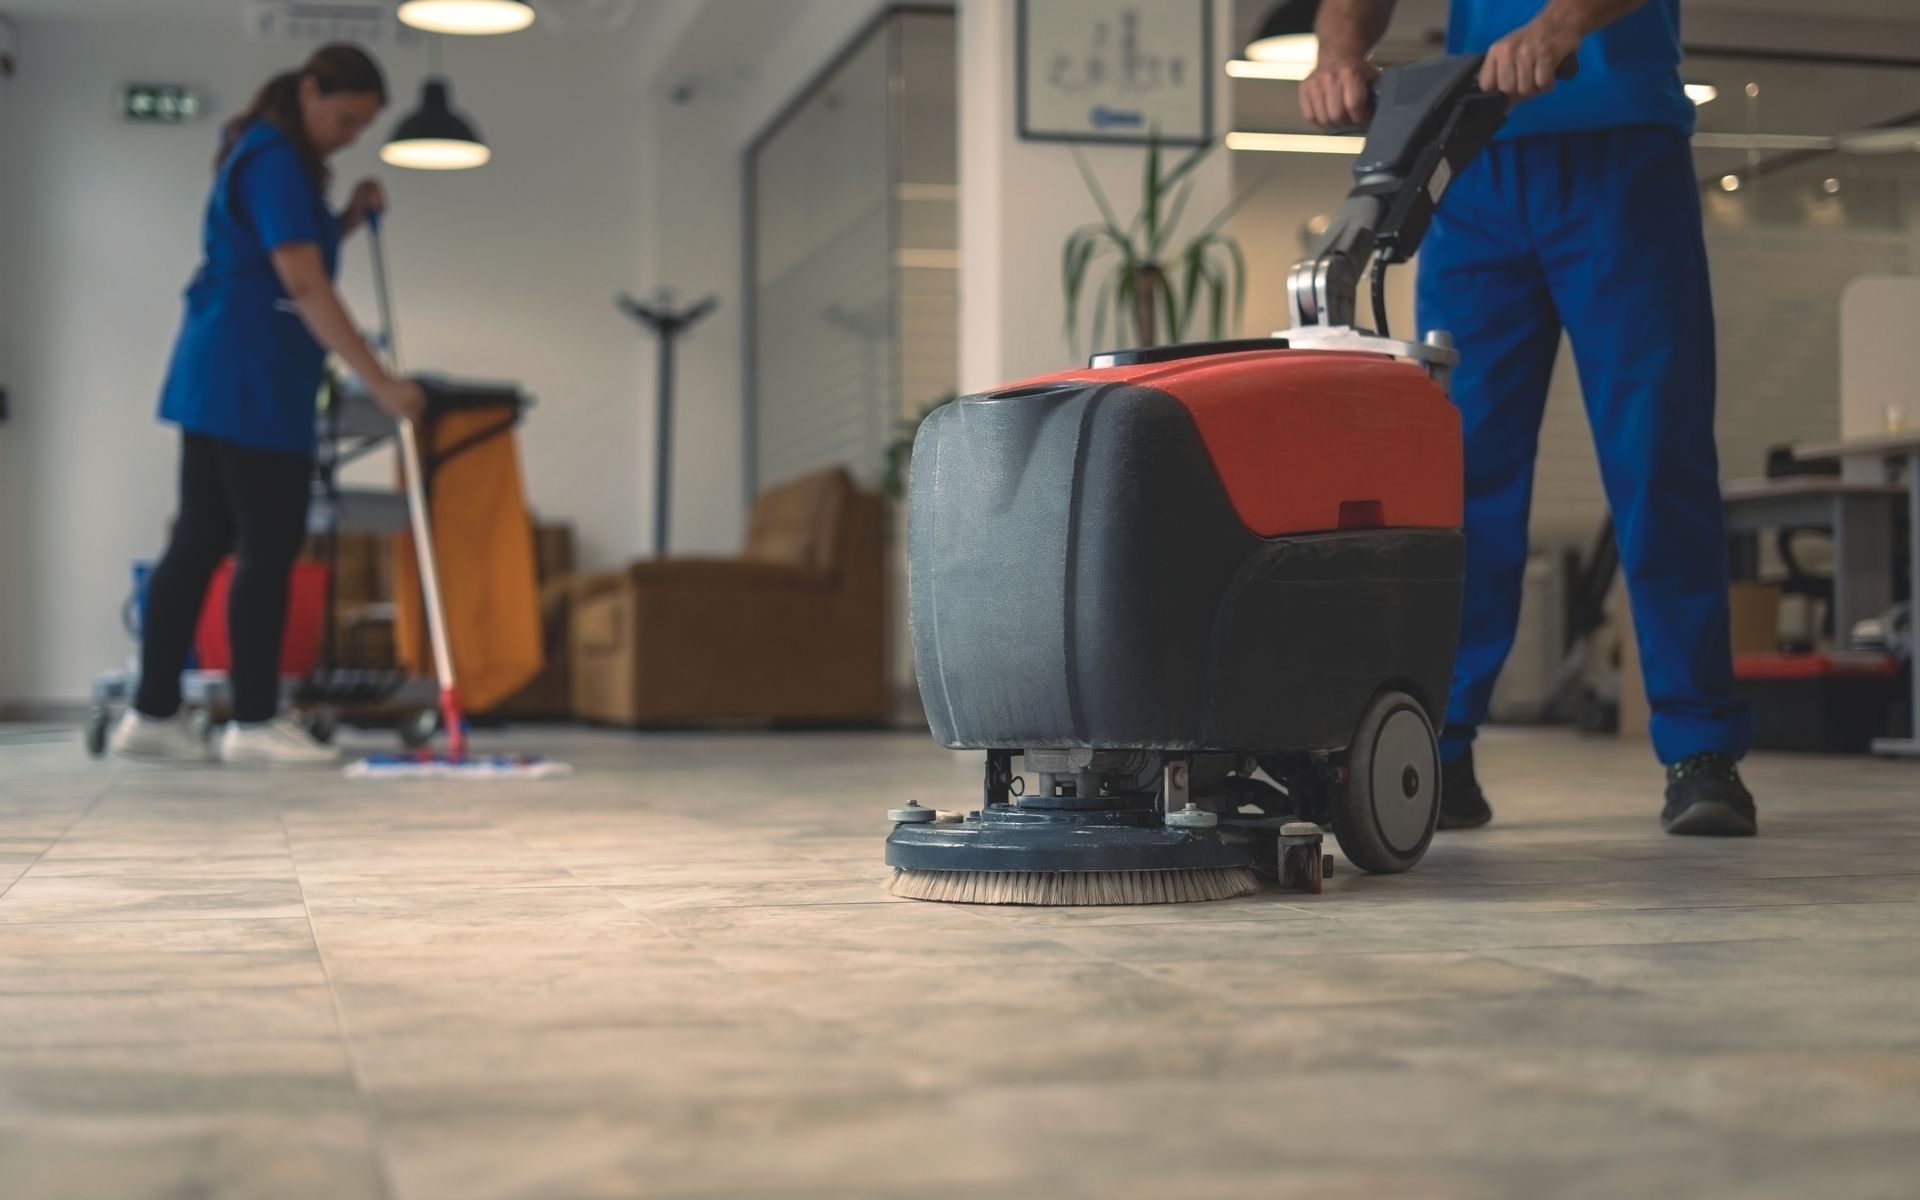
[0,0,232,17]
[0,0,636,21]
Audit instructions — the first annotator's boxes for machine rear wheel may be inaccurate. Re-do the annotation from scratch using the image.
[1331,690,1439,875]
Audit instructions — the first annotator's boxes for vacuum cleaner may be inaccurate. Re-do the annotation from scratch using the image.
[886,52,1565,905]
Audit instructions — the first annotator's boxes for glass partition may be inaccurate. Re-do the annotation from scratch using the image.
[746,8,958,496]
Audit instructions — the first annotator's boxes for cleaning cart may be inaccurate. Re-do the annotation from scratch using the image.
[82,374,532,758]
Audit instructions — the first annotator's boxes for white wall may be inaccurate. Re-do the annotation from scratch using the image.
[0,48,22,699]
[0,13,650,705]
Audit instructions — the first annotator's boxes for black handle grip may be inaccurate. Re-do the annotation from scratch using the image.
[1343,52,1579,132]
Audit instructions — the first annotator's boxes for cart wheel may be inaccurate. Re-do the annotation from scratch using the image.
[400,707,439,749]
[83,708,110,758]
[1330,690,1440,875]
[305,708,340,746]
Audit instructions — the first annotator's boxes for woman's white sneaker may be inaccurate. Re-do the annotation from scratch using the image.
[219,716,340,766]
[109,709,213,763]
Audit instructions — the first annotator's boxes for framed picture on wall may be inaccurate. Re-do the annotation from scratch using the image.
[1018,0,1213,146]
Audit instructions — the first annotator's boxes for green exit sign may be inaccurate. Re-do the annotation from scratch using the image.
[121,84,202,124]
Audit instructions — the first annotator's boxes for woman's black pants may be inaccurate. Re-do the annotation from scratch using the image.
[135,433,312,725]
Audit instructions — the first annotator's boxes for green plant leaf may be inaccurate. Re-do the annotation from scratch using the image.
[1062,229,1097,340]
[1064,224,1132,355]
[1143,127,1163,251]
[1207,259,1227,339]
[1158,273,1179,348]
[1089,259,1121,354]
[1213,233,1249,330]
[1161,138,1215,190]
[1176,241,1206,340]
[1192,156,1282,239]
[1070,144,1129,243]
[1152,178,1196,257]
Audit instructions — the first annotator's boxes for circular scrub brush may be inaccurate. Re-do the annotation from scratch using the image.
[885,865,1261,906]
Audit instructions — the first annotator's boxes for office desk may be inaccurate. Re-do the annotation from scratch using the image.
[1721,476,1903,643]
[1793,432,1920,758]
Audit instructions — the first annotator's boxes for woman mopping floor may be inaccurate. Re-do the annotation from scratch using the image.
[112,43,424,766]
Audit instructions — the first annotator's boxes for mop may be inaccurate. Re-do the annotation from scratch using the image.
[345,212,570,781]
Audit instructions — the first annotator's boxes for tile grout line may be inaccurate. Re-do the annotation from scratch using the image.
[0,777,114,903]
[277,806,406,1200]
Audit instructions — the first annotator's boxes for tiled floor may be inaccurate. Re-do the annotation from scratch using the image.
[1,723,1917,1199]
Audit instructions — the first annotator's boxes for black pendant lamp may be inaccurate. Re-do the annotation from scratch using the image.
[1246,0,1322,66]
[381,77,491,171]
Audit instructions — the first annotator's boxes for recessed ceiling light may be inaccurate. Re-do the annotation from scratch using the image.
[1822,177,1842,194]
[1684,82,1717,105]
[1719,174,1741,192]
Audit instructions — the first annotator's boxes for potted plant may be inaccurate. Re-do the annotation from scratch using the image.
[1062,133,1260,354]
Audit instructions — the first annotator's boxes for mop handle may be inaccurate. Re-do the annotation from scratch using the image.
[367,214,467,758]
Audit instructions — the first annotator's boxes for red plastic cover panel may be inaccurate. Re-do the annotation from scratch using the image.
[1011,348,1463,537]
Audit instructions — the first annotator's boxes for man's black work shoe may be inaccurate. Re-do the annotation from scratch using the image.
[1438,748,1493,830]
[1661,753,1757,837]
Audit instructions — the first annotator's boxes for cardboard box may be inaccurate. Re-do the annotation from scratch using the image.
[532,522,575,584]
[1729,582,1782,655]
[1620,582,1782,741]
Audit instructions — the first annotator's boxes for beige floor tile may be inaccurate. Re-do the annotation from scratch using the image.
[0,917,324,993]
[0,1117,385,1200]
[0,873,307,924]
[1,723,1917,1198]
[0,985,342,1049]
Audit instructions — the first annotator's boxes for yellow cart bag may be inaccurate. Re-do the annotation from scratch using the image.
[393,406,544,713]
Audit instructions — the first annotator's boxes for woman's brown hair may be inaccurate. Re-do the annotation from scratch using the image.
[217,43,386,190]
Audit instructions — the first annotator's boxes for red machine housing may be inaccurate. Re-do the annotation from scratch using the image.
[1015,347,1462,538]
[908,341,1467,755]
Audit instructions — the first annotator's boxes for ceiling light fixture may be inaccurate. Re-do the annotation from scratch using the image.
[1719,174,1741,192]
[382,78,491,170]
[1246,0,1321,68]
[1684,82,1717,106]
[396,0,535,36]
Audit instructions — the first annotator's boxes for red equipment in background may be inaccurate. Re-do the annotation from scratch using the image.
[193,558,330,677]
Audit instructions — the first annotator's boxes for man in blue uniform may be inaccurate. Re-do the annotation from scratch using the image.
[1303,0,1758,835]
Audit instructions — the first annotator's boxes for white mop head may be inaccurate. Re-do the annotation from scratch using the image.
[345,754,573,781]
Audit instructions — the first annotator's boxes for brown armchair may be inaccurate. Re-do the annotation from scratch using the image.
[568,468,888,726]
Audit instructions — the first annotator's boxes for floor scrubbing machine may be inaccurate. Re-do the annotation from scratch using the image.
[887,53,1561,905]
